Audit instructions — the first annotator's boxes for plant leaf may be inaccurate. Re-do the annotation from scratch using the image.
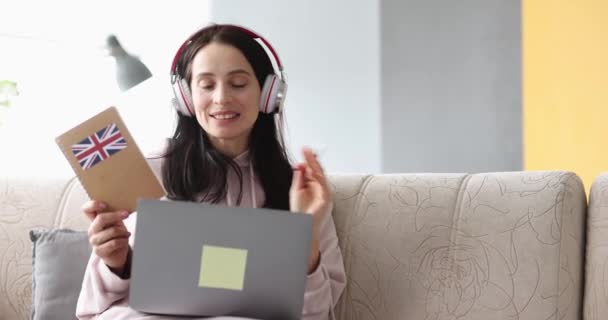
[0,80,19,96]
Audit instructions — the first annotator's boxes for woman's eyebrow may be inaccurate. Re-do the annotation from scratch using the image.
[194,69,251,79]
[227,69,251,76]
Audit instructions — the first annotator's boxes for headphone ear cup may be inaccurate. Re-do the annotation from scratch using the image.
[172,77,195,117]
[260,74,287,114]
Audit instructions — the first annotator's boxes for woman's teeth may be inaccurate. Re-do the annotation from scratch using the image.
[212,113,239,120]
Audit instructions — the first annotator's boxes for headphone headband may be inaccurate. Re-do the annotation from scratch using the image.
[170,24,283,79]
[222,24,283,71]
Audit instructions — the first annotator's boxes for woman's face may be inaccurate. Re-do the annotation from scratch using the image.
[189,42,261,153]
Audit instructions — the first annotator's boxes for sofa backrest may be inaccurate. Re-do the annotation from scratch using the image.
[330,171,586,320]
[584,173,608,320]
[0,171,587,319]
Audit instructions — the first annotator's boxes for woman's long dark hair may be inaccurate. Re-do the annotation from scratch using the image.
[162,24,293,210]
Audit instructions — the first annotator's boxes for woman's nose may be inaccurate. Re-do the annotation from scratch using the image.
[212,85,233,105]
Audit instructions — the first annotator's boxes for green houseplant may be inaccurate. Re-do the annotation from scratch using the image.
[0,80,18,126]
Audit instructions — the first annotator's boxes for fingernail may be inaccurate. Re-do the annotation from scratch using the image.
[99,203,107,210]
[121,210,129,218]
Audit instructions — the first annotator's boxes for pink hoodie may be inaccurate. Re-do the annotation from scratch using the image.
[75,151,346,320]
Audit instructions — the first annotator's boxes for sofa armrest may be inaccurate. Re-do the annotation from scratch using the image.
[584,173,608,320]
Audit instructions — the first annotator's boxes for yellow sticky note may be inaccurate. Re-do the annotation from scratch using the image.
[199,245,248,291]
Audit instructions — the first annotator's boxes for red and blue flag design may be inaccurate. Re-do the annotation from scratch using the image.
[71,123,127,170]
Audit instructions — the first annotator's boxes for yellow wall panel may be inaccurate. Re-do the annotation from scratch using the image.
[524,0,608,191]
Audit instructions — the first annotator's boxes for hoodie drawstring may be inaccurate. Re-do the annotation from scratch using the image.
[225,161,257,208]
[250,163,257,208]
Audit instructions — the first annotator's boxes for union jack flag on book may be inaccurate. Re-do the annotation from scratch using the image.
[71,123,127,170]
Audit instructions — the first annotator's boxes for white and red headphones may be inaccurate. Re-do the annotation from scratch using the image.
[170,24,288,117]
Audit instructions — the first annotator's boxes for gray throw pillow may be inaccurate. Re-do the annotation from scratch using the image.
[29,229,91,320]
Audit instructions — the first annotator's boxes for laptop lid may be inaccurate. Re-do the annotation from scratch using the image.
[129,199,313,320]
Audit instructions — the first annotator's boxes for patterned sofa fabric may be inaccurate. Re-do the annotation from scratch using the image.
[0,171,588,320]
[330,172,586,320]
[0,176,89,320]
[584,173,608,320]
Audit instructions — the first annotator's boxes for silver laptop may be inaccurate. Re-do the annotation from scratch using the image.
[129,199,313,320]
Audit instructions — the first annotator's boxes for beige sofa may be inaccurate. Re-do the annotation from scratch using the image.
[1,170,605,319]
[584,173,608,320]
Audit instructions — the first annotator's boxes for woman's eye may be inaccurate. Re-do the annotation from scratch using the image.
[199,83,214,90]
[232,83,247,89]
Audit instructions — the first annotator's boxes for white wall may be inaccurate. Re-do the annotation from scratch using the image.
[380,0,522,173]
[208,0,382,174]
[2,0,523,177]
[1,0,382,176]
[0,0,212,177]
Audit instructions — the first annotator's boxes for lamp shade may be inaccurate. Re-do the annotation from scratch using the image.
[105,35,152,91]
